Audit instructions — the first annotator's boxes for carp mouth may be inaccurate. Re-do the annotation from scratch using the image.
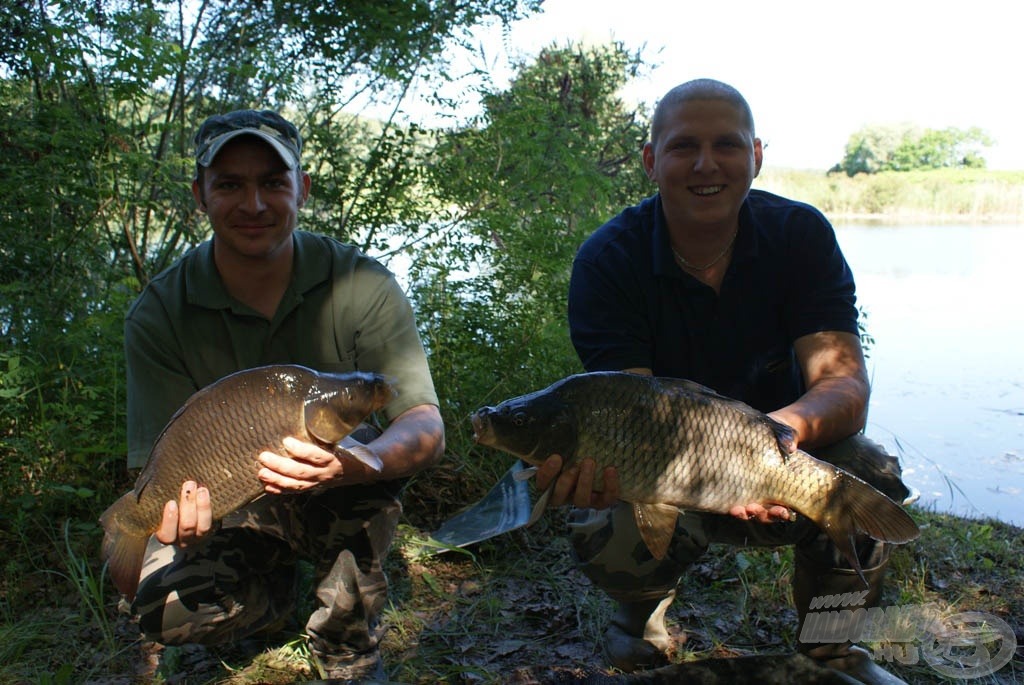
[469,408,538,461]
[469,411,491,445]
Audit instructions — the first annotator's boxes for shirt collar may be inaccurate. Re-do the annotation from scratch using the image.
[184,230,331,311]
[185,239,229,309]
[651,193,761,279]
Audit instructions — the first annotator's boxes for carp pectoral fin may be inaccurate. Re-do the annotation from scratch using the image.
[527,487,552,526]
[305,400,356,445]
[514,466,539,482]
[633,502,680,560]
[339,443,383,472]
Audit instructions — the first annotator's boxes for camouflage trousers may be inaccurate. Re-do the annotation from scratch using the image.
[567,434,913,604]
[133,451,401,666]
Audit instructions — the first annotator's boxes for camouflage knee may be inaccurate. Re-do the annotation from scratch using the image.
[134,529,296,645]
[567,504,706,603]
[808,434,911,504]
[300,483,402,656]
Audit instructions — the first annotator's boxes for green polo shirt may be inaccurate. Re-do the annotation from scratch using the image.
[124,230,439,468]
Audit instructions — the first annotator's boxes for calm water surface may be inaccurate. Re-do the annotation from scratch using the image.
[835,223,1024,527]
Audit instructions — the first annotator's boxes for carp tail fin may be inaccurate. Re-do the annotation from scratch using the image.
[815,470,920,586]
[99,492,150,601]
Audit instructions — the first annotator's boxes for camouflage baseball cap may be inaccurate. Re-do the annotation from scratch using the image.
[194,110,302,169]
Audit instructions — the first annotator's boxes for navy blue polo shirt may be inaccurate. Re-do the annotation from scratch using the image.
[568,189,859,413]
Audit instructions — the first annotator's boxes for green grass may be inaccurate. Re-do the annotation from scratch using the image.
[1,504,1020,684]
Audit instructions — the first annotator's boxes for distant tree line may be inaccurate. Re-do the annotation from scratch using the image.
[832,123,993,176]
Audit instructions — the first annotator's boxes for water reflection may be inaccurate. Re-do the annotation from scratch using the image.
[835,223,1024,526]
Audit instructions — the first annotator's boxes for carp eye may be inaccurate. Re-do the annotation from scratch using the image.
[512,411,527,426]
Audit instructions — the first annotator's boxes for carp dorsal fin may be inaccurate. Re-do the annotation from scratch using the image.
[763,416,798,456]
[653,376,798,456]
[633,502,680,560]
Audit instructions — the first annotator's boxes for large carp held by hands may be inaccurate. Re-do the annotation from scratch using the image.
[471,372,919,582]
[100,365,395,600]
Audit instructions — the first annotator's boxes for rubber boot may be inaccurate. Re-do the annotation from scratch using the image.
[603,589,679,673]
[794,558,909,685]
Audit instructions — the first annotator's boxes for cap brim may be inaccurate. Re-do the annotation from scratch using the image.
[197,129,299,169]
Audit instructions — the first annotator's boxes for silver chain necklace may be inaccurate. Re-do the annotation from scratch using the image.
[671,230,738,271]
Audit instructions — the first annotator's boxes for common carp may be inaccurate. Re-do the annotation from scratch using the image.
[470,372,919,582]
[100,364,396,600]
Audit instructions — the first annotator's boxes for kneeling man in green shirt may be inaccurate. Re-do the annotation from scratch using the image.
[123,109,444,680]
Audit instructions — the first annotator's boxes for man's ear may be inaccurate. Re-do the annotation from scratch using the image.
[191,179,206,211]
[297,171,311,208]
[641,142,656,182]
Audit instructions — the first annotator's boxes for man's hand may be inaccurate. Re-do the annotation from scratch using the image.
[255,437,342,494]
[535,454,620,510]
[156,480,213,546]
[728,503,794,524]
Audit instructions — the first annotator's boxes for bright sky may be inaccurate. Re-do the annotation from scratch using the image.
[466,0,1023,171]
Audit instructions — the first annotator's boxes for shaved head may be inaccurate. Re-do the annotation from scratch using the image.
[650,79,756,146]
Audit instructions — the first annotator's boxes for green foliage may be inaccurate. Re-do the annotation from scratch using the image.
[0,0,540,522]
[56,520,117,652]
[0,319,129,520]
[303,116,441,254]
[411,43,651,451]
[834,123,993,176]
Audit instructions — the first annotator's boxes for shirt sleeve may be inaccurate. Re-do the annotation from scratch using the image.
[346,260,440,419]
[783,210,859,339]
[123,294,201,469]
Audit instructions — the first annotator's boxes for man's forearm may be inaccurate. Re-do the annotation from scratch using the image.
[369,404,445,480]
[769,375,869,449]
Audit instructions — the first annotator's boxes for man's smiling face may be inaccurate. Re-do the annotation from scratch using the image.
[642,98,762,231]
[192,135,310,262]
